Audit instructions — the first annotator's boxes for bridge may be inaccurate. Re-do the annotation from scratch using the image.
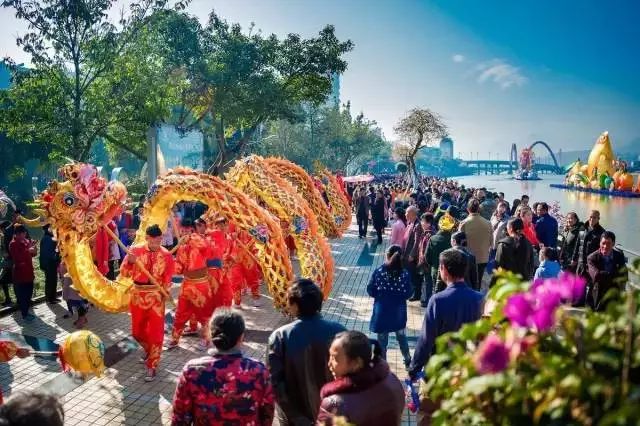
[464,140,563,175]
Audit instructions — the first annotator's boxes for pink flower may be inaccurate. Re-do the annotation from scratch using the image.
[555,273,586,303]
[474,334,510,374]
[530,306,556,332]
[504,293,533,328]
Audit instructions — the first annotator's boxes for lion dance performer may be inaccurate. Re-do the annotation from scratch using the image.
[119,224,175,382]
[206,216,233,310]
[167,219,215,351]
[229,223,263,308]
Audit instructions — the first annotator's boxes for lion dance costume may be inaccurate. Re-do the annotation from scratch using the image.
[171,230,215,346]
[120,237,175,372]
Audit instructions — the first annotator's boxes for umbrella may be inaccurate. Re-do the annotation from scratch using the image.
[0,190,16,218]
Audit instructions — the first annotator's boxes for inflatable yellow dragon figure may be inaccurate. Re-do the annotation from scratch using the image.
[263,157,341,238]
[565,131,622,189]
[226,156,335,297]
[39,163,295,312]
[586,131,616,178]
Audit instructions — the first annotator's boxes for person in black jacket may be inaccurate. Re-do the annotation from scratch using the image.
[451,231,479,290]
[587,231,627,311]
[39,225,60,303]
[354,188,370,239]
[559,212,582,272]
[267,279,346,425]
[494,218,534,284]
[371,190,387,244]
[572,210,605,292]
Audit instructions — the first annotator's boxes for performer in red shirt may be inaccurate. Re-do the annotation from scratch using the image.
[8,225,37,321]
[120,224,175,382]
[167,220,215,351]
[229,226,262,307]
[206,216,233,310]
[0,340,30,404]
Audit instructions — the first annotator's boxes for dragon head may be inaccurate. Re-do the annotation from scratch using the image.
[38,163,127,238]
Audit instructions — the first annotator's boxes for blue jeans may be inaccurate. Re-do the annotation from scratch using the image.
[377,329,411,366]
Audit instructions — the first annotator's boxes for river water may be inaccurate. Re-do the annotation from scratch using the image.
[455,175,640,253]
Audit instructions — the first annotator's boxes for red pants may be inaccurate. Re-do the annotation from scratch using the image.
[230,264,261,305]
[208,268,232,310]
[172,277,214,342]
[130,287,165,369]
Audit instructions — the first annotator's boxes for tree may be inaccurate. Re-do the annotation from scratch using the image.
[258,103,388,173]
[394,107,448,184]
[0,0,188,161]
[175,13,354,174]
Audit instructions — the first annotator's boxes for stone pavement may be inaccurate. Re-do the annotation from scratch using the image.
[0,219,424,425]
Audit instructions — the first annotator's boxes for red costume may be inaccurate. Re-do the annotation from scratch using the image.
[172,233,215,343]
[206,229,233,309]
[120,245,175,370]
[229,229,262,305]
[94,221,116,275]
[0,340,17,404]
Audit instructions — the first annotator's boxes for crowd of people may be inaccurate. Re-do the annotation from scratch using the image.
[0,174,631,425]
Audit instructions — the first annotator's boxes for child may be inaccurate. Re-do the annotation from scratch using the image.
[534,246,561,280]
[59,263,88,328]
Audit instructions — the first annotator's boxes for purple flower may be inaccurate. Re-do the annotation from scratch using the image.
[530,306,556,332]
[556,273,586,303]
[474,334,510,374]
[504,293,533,327]
[532,284,562,312]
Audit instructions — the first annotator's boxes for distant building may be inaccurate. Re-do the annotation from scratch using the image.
[0,62,11,89]
[440,136,453,159]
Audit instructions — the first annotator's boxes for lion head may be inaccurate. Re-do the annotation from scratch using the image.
[39,163,127,238]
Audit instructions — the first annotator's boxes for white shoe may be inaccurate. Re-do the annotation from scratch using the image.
[144,368,156,382]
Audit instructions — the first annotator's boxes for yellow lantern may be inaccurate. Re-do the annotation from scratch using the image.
[59,331,105,376]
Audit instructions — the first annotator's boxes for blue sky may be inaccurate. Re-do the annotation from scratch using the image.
[1,0,639,159]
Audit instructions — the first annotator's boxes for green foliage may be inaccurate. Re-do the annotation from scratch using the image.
[0,1,354,177]
[424,269,640,425]
[173,13,354,173]
[0,0,187,161]
[257,103,388,173]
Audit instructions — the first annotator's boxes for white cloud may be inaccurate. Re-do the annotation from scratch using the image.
[475,59,528,89]
[452,54,465,63]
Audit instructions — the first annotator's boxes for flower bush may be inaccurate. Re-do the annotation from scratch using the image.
[423,263,640,425]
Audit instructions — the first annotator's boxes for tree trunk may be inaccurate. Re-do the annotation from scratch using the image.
[408,156,419,187]
[73,55,83,161]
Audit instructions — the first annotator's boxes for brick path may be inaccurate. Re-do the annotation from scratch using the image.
[0,218,422,425]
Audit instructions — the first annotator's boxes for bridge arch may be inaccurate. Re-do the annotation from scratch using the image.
[529,140,560,170]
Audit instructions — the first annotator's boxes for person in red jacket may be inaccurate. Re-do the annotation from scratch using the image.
[8,225,37,321]
[206,216,233,310]
[167,220,215,351]
[229,225,263,308]
[120,224,175,382]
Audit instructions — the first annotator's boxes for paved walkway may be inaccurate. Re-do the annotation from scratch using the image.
[0,219,423,425]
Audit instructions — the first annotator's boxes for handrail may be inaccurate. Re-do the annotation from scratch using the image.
[617,245,640,259]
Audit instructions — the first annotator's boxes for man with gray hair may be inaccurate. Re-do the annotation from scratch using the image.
[402,205,424,301]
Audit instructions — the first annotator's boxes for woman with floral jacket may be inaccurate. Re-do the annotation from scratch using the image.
[171,311,274,425]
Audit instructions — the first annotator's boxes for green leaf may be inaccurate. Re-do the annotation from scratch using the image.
[461,374,507,396]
